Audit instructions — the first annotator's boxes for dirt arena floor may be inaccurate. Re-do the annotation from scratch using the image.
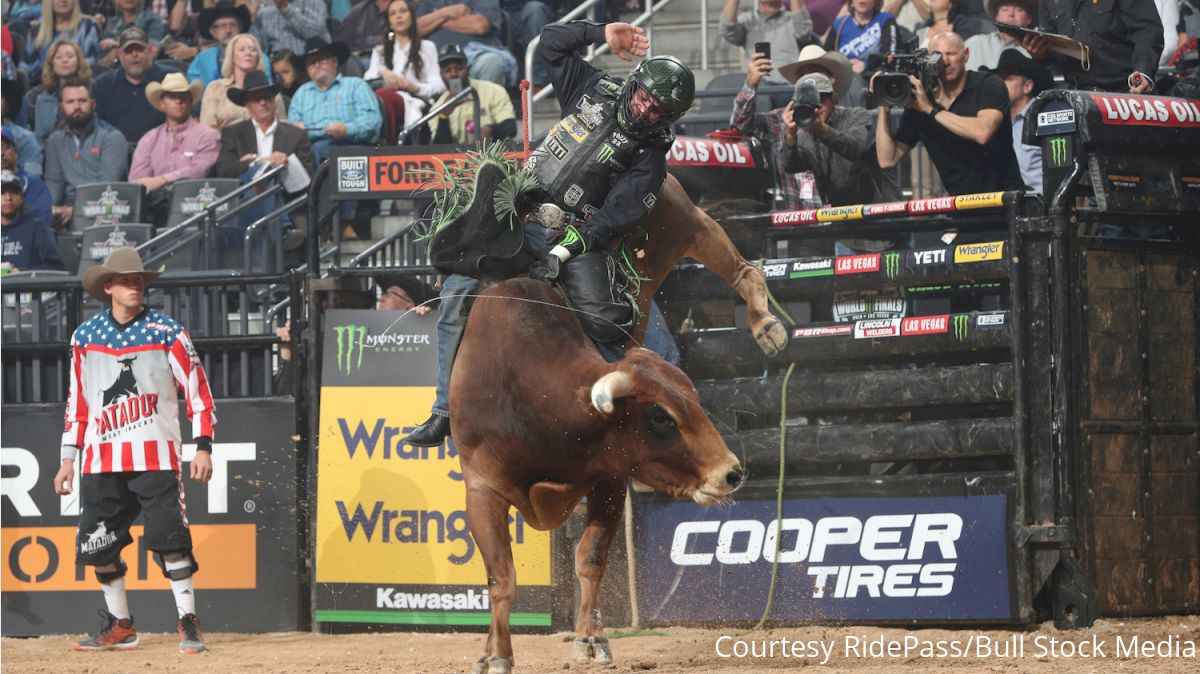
[3,616,1197,673]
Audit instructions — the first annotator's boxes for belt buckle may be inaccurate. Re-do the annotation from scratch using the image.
[535,203,567,230]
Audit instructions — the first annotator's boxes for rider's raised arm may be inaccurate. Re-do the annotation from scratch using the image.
[540,21,607,110]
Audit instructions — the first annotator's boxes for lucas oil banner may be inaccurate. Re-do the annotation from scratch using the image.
[315,310,552,627]
[635,495,1012,623]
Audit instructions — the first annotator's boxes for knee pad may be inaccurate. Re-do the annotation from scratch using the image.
[94,559,127,584]
[154,551,199,581]
[563,252,639,344]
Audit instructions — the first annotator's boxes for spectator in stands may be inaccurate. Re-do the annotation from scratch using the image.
[733,45,842,209]
[93,26,178,146]
[200,33,284,129]
[501,0,556,88]
[335,0,390,54]
[271,49,307,98]
[215,70,315,182]
[98,0,166,67]
[1024,0,1162,92]
[184,1,251,84]
[7,0,46,35]
[1,127,52,224]
[1156,0,1181,67]
[45,78,130,227]
[780,69,900,205]
[252,0,330,56]
[915,0,980,46]
[22,39,92,142]
[964,0,1031,71]
[429,43,515,144]
[365,0,445,144]
[374,273,435,312]
[1,76,44,177]
[289,38,381,161]
[720,0,815,106]
[985,49,1050,194]
[827,0,899,77]
[129,73,220,224]
[875,31,1022,194]
[2,169,65,271]
[415,0,516,86]
[23,0,101,74]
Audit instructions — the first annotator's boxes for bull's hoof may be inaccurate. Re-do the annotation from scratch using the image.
[572,636,613,665]
[754,317,788,358]
[472,655,513,674]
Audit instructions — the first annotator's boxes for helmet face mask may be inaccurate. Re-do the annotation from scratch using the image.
[617,55,694,137]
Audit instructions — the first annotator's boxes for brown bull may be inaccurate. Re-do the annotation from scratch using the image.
[631,174,787,358]
[452,278,744,674]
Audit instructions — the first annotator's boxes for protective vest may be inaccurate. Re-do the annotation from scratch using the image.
[525,77,666,219]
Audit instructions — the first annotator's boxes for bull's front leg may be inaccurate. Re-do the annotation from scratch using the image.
[572,476,627,665]
[684,207,788,358]
[465,484,517,674]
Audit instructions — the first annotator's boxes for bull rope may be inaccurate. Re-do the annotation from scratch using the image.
[753,282,797,630]
[519,79,531,160]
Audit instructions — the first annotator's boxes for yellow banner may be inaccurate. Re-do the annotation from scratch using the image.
[1,524,255,592]
[816,205,864,222]
[953,192,1006,210]
[316,387,551,585]
[954,241,1005,263]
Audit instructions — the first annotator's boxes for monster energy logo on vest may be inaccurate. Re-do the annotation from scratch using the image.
[526,78,660,218]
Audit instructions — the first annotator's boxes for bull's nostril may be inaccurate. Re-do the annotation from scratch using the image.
[726,469,744,488]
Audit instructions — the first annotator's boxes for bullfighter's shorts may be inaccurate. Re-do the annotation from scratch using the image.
[76,470,194,567]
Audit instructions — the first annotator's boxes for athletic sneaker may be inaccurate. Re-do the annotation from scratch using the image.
[73,609,139,651]
[177,613,207,654]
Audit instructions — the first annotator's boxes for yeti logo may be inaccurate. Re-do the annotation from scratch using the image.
[101,357,139,406]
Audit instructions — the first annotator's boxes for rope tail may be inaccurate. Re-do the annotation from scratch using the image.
[519,79,531,162]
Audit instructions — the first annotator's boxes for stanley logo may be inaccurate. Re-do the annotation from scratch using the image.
[334,325,368,374]
[1048,136,1068,166]
[952,314,969,341]
[884,251,901,279]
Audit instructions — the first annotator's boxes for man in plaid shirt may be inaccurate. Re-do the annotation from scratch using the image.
[54,247,216,655]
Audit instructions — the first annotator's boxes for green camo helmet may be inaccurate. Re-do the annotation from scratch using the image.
[617,55,695,137]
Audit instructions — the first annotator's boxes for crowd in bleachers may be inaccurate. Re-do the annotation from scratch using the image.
[1,0,589,271]
[3,0,1199,275]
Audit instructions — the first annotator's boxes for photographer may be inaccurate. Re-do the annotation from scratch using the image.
[780,66,900,206]
[874,31,1022,195]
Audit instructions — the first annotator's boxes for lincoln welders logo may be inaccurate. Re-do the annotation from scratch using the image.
[1047,136,1069,167]
[884,251,902,279]
[952,313,969,341]
[334,324,432,374]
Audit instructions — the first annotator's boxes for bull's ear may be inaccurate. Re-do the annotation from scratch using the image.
[590,370,635,415]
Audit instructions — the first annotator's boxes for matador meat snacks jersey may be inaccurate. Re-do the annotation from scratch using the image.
[61,307,216,474]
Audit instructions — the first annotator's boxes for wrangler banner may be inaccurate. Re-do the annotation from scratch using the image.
[0,399,301,635]
[315,310,552,627]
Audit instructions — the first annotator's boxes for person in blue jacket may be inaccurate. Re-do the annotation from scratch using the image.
[1,127,52,225]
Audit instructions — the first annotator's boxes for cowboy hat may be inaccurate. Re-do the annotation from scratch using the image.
[985,0,1037,20]
[227,69,282,106]
[373,273,434,306]
[82,247,164,302]
[778,45,853,100]
[146,72,204,110]
[303,37,350,66]
[199,0,252,40]
[983,49,1054,97]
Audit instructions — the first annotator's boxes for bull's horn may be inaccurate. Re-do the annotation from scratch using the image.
[590,371,635,414]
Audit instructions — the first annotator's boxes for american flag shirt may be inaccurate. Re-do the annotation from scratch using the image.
[62,307,216,474]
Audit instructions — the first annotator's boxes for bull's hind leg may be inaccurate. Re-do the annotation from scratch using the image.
[465,485,517,674]
[684,208,788,358]
[572,476,627,665]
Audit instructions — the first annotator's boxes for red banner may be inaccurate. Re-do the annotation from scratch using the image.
[1089,94,1200,128]
[668,138,758,167]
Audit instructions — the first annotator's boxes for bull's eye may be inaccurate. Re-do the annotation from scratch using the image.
[645,404,678,439]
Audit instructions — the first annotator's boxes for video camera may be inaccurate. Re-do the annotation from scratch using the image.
[871,49,943,108]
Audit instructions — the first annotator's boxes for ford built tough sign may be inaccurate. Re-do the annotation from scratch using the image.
[635,495,1011,622]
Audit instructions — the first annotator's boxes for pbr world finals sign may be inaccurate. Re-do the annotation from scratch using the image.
[314,309,552,627]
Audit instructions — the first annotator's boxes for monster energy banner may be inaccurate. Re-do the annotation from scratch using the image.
[321,309,438,386]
